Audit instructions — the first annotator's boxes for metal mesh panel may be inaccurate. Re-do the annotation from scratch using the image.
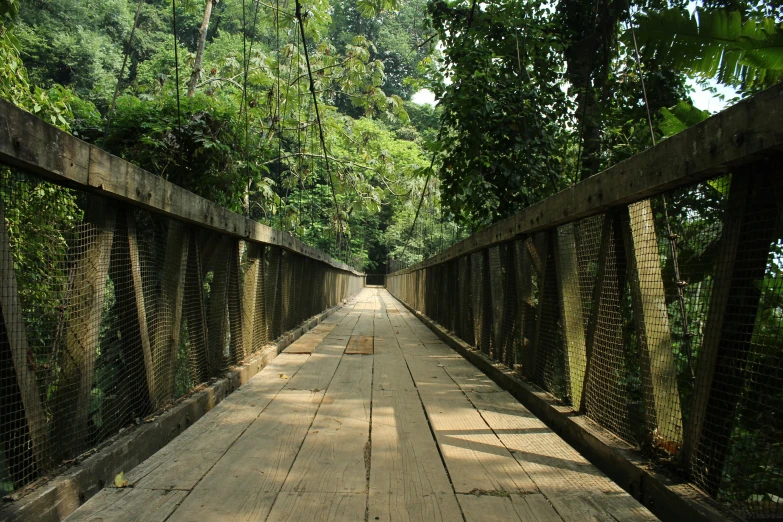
[688,171,782,519]
[0,166,362,495]
[385,168,783,520]
[533,231,569,402]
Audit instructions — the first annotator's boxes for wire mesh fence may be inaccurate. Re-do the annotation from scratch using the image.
[387,168,783,521]
[0,166,363,495]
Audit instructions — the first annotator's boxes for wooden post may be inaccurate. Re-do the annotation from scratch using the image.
[183,229,209,382]
[470,253,483,351]
[106,209,156,418]
[487,246,506,361]
[683,168,780,494]
[0,199,48,481]
[554,223,588,409]
[54,197,115,460]
[156,220,189,402]
[622,200,683,450]
[125,210,155,406]
[206,236,231,372]
[580,212,628,415]
[266,247,283,341]
[241,243,263,356]
[457,256,471,343]
[529,231,552,382]
[512,239,535,373]
[226,239,244,363]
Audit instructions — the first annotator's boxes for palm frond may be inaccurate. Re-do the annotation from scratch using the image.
[627,8,783,90]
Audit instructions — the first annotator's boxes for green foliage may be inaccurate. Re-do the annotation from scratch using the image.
[659,100,711,137]
[429,0,570,228]
[630,8,783,92]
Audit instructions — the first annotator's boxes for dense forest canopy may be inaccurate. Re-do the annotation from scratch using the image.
[0,0,781,269]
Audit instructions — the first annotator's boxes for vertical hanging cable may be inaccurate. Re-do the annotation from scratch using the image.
[294,0,343,255]
[624,0,695,382]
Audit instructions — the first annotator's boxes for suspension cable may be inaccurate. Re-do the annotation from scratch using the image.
[624,0,695,383]
[294,0,344,254]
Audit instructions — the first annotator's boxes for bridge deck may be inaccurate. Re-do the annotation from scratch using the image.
[66,288,657,522]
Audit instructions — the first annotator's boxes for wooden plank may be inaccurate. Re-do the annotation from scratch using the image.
[279,354,373,494]
[546,494,657,522]
[457,493,563,522]
[165,390,327,522]
[369,382,463,521]
[127,354,310,489]
[405,356,537,495]
[345,335,373,355]
[554,223,588,409]
[285,336,349,392]
[0,199,47,478]
[439,357,656,521]
[0,100,362,275]
[53,197,115,460]
[622,200,683,448]
[310,323,336,335]
[266,492,366,522]
[284,333,325,354]
[155,220,189,403]
[63,488,187,522]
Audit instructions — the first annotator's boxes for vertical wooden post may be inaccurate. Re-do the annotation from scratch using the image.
[206,236,231,372]
[580,212,628,415]
[487,245,506,361]
[0,200,47,481]
[683,169,779,494]
[54,197,115,460]
[184,229,209,382]
[512,239,535,373]
[529,231,553,381]
[227,239,244,364]
[266,247,283,340]
[554,223,588,409]
[124,210,155,407]
[156,220,189,402]
[457,256,471,343]
[241,243,263,356]
[470,252,483,351]
[622,200,683,449]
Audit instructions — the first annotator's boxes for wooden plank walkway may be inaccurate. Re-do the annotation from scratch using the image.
[66,288,658,522]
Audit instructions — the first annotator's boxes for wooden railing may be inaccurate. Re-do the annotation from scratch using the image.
[0,99,364,493]
[388,83,783,520]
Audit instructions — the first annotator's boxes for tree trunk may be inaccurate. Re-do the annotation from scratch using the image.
[187,0,215,97]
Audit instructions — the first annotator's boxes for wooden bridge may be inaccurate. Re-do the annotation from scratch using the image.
[0,83,782,522]
[65,287,655,522]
